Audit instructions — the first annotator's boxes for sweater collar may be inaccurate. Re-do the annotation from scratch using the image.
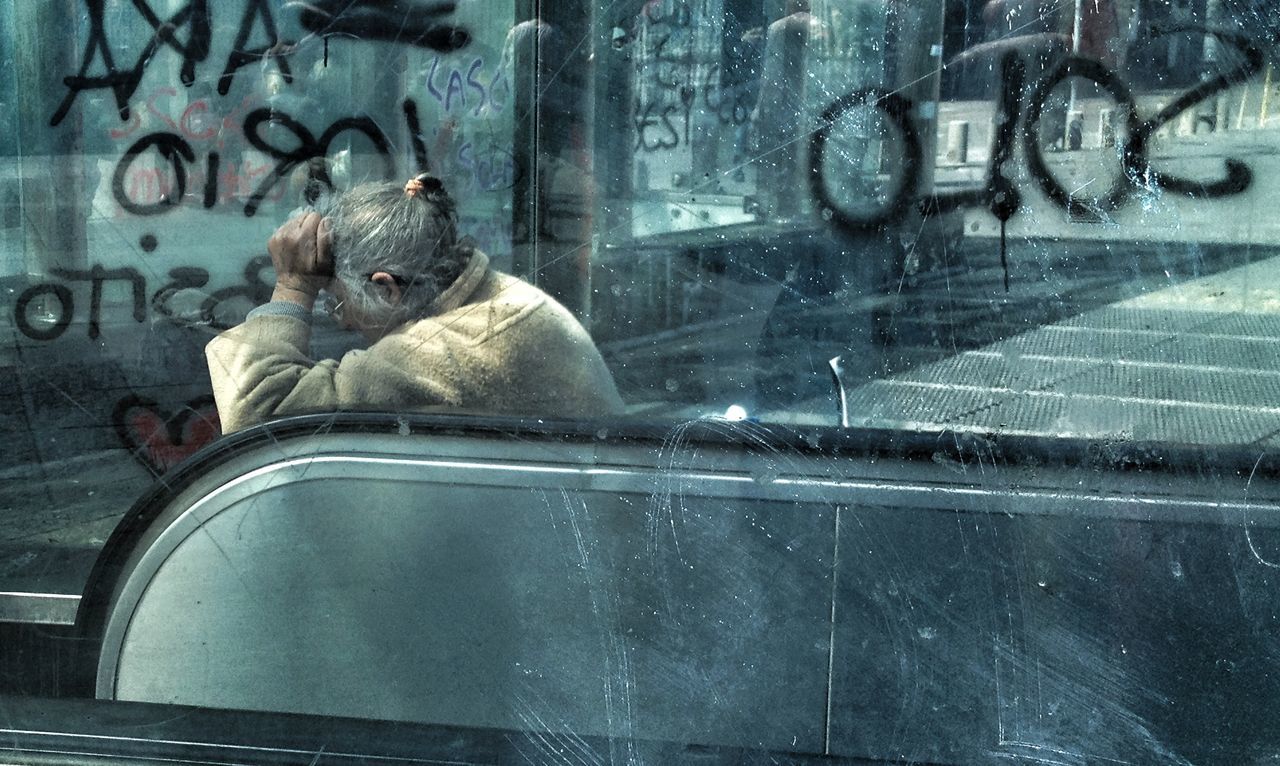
[427,247,490,315]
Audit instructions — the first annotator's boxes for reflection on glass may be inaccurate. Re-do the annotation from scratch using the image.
[2,1,1280,763]
[206,175,623,433]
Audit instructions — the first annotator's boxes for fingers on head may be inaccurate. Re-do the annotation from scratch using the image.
[317,218,334,257]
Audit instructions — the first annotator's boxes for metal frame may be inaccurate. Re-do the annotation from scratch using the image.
[68,411,1280,699]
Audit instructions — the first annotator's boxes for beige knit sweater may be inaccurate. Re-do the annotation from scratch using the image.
[206,249,624,433]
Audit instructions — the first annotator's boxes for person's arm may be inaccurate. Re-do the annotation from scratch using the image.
[206,314,347,433]
[206,211,339,433]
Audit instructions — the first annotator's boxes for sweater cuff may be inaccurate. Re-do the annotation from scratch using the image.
[247,301,313,324]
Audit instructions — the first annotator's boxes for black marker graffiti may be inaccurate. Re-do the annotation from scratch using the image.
[112,133,197,217]
[701,64,754,127]
[148,257,274,329]
[298,0,470,52]
[403,99,433,174]
[809,88,921,232]
[1020,56,1141,217]
[53,0,294,126]
[108,110,394,217]
[13,256,274,342]
[150,266,211,323]
[218,0,294,97]
[14,267,147,341]
[925,54,1025,225]
[927,54,1027,290]
[197,256,274,329]
[14,284,75,342]
[810,28,1266,245]
[241,109,395,216]
[1116,24,1263,199]
[635,98,682,152]
[107,96,508,217]
[52,0,208,126]
[204,151,222,208]
[632,2,699,152]
[634,77,752,151]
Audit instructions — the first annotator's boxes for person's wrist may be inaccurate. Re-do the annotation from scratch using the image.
[271,282,319,310]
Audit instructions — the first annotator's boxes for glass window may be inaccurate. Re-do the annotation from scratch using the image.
[3,1,1280,763]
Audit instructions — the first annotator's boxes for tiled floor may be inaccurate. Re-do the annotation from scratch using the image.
[841,255,1280,445]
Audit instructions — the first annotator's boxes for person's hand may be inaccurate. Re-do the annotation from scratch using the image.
[267,211,333,308]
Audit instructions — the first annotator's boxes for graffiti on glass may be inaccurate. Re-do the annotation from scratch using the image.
[112,394,221,475]
[809,27,1265,237]
[13,257,274,342]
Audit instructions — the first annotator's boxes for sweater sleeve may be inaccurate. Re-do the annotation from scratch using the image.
[206,273,623,432]
[205,315,348,433]
[207,314,474,433]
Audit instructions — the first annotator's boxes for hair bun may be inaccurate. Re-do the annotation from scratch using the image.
[405,173,448,199]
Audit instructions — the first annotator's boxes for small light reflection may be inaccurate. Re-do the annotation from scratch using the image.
[723,405,749,421]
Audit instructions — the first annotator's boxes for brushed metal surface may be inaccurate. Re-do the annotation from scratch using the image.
[92,429,1280,761]
[0,591,79,625]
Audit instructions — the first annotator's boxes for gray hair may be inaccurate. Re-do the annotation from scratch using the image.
[317,175,468,325]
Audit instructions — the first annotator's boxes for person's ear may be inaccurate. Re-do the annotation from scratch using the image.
[369,271,403,306]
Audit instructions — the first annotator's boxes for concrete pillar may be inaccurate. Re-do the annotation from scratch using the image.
[509,0,539,282]
[687,3,724,191]
[1261,65,1274,129]
[883,0,950,283]
[1098,108,1115,147]
[1201,0,1226,133]
[1155,101,1172,140]
[1202,0,1225,67]
[1177,108,1196,137]
[944,120,970,165]
[513,0,595,319]
[1214,94,1231,133]
[890,0,945,196]
[13,0,89,276]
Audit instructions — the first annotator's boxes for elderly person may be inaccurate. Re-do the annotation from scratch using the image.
[206,174,623,433]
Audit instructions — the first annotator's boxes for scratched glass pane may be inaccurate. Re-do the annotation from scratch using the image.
[813,104,901,222]
[3,1,1280,765]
